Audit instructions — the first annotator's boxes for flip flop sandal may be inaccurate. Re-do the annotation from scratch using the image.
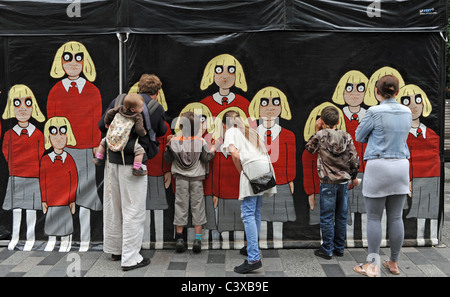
[353,263,378,277]
[383,260,400,275]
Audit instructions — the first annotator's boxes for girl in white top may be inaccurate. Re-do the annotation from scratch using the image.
[221,110,276,274]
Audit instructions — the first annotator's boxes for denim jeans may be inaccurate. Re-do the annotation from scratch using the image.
[241,195,263,262]
[319,182,349,256]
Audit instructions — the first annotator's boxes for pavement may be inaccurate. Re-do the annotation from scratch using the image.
[0,164,449,279]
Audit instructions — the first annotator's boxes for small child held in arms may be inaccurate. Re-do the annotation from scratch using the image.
[305,105,360,260]
[93,93,148,176]
[164,111,215,253]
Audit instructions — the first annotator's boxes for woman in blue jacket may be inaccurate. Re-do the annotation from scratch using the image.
[353,75,411,276]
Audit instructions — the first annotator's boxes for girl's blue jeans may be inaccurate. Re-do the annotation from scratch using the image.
[319,182,349,256]
[241,195,263,262]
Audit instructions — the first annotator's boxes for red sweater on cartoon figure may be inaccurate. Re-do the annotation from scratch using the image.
[47,79,102,149]
[259,126,296,185]
[201,93,250,199]
[39,152,78,207]
[343,108,367,172]
[146,121,172,177]
[2,125,45,178]
[407,125,440,179]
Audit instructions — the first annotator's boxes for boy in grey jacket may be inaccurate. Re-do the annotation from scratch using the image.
[305,106,360,259]
[164,111,215,253]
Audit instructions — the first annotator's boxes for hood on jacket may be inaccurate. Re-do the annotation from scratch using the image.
[323,129,348,155]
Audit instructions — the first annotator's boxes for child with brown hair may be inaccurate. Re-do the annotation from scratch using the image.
[306,105,360,260]
[93,93,148,176]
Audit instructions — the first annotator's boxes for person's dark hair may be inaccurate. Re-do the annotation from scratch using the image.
[321,106,339,127]
[179,111,201,137]
[138,74,162,95]
[376,75,399,99]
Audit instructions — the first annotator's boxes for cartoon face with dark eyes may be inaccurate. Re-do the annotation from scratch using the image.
[401,94,423,120]
[344,82,366,107]
[214,65,236,90]
[62,51,84,78]
[259,97,282,120]
[49,125,68,150]
[13,97,33,122]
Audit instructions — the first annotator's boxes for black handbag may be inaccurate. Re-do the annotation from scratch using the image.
[242,156,276,194]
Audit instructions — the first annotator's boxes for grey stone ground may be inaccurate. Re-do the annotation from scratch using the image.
[0,164,449,278]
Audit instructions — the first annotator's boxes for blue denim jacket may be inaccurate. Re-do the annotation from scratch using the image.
[355,98,412,160]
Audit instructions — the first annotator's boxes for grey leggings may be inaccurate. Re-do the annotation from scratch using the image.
[364,195,406,262]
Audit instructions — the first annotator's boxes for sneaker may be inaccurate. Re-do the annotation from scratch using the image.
[234,260,262,274]
[121,258,150,271]
[333,250,344,257]
[93,157,104,166]
[111,254,121,261]
[176,238,186,253]
[314,248,332,260]
[132,167,148,176]
[193,239,202,253]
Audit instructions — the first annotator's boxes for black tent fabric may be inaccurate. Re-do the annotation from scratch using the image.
[0,0,446,251]
[0,0,446,35]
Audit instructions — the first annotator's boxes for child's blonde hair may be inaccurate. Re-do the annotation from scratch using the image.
[248,86,291,121]
[2,84,45,122]
[44,117,77,150]
[50,41,96,82]
[200,54,247,92]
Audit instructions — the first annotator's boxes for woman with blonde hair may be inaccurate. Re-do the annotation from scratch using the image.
[2,84,45,251]
[221,110,276,273]
[47,41,103,251]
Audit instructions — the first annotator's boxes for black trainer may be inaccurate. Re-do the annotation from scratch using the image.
[234,260,262,274]
[121,258,150,271]
[176,238,186,253]
[314,248,332,260]
[193,239,202,253]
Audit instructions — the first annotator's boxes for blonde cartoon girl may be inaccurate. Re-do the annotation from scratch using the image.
[396,84,440,245]
[248,86,296,249]
[173,102,217,249]
[211,106,249,249]
[200,54,250,117]
[1,84,45,251]
[365,66,405,106]
[130,81,171,249]
[331,70,370,246]
[302,102,346,239]
[47,41,103,251]
[40,117,78,252]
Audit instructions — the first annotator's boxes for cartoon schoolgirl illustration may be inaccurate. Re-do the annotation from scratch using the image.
[331,70,370,247]
[1,84,45,251]
[365,66,405,106]
[47,41,102,251]
[211,106,249,249]
[397,84,440,246]
[200,54,249,117]
[248,86,296,249]
[174,102,217,249]
[199,54,250,249]
[302,102,346,240]
[130,82,171,249]
[40,117,78,252]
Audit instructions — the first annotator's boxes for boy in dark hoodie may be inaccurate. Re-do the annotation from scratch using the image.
[164,111,215,253]
[306,106,360,260]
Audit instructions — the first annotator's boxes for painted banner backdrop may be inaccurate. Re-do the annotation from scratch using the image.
[0,0,446,252]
